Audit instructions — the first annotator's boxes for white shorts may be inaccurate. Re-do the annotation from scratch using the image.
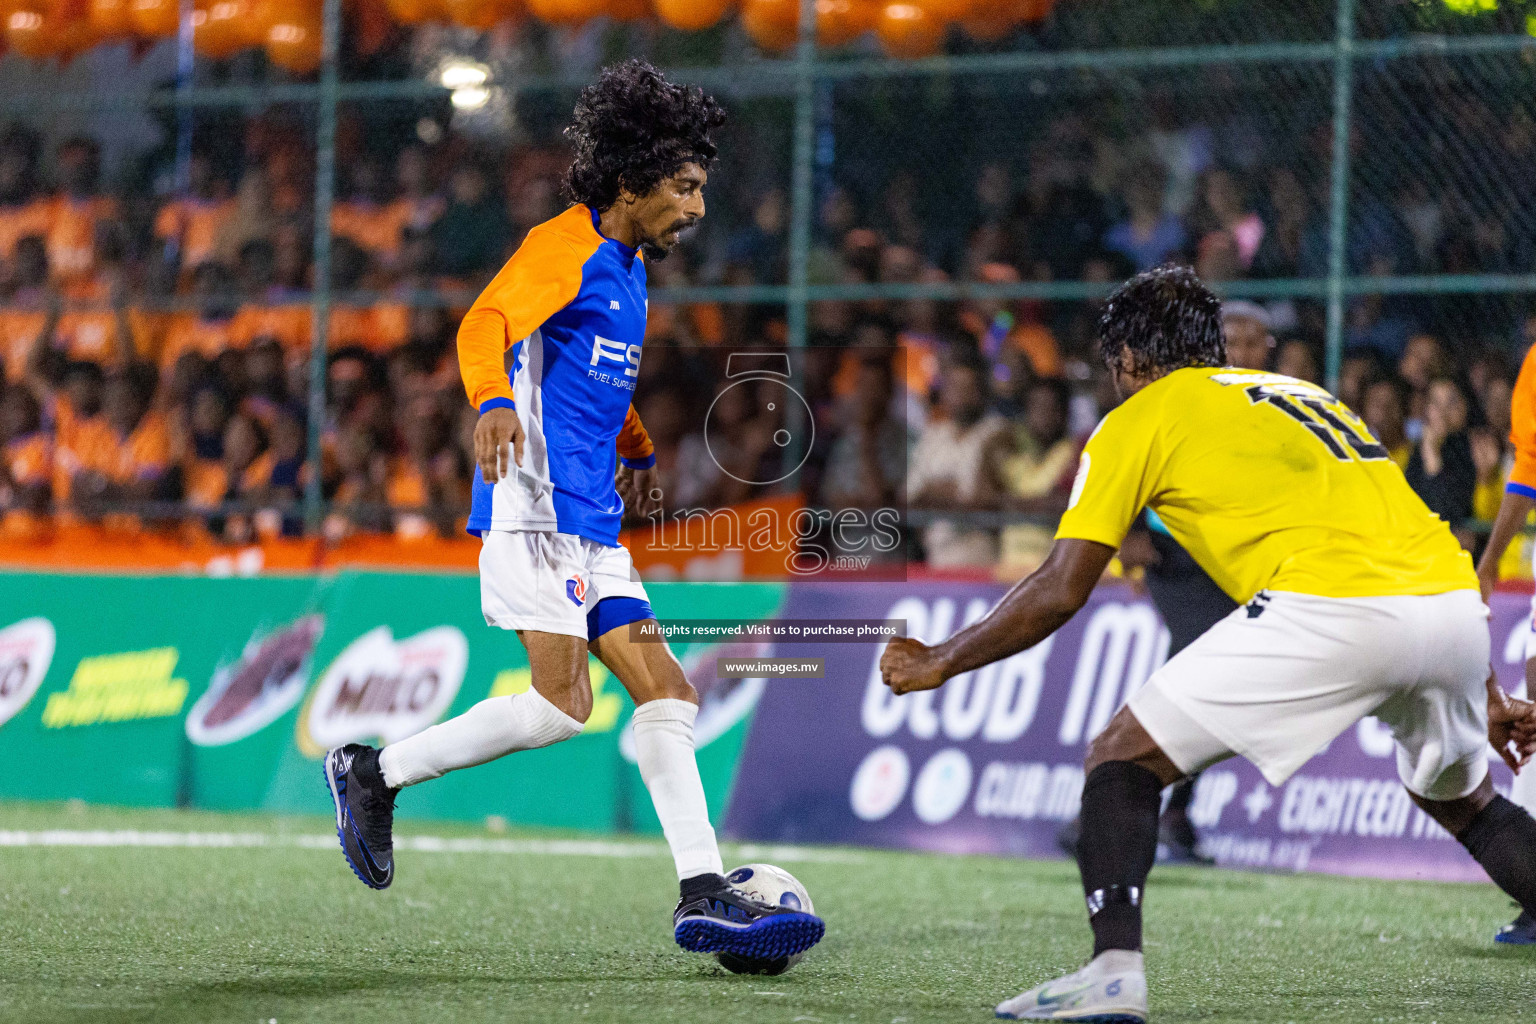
[479,529,650,641]
[1128,589,1491,801]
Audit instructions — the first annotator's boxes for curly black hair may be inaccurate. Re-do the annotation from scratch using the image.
[562,59,727,213]
[1098,265,1227,376]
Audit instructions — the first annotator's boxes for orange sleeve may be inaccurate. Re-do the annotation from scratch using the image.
[458,227,588,410]
[1509,343,1536,492]
[616,405,654,467]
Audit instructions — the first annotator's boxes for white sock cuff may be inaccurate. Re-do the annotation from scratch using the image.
[519,687,586,744]
[630,698,698,728]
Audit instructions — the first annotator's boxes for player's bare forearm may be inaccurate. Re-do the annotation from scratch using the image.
[881,538,1114,694]
[1477,489,1535,600]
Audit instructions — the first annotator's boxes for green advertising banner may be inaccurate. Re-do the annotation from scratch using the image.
[0,572,784,835]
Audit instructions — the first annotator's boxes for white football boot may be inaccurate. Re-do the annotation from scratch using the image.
[994,949,1148,1022]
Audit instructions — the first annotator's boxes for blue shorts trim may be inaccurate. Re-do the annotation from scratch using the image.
[1507,481,1536,499]
[588,596,654,642]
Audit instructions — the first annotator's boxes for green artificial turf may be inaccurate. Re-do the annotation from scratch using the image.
[0,801,1531,1023]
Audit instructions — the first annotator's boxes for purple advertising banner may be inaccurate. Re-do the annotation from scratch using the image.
[724,582,1534,883]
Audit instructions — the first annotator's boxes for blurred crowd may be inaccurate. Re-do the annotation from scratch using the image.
[0,84,1532,564]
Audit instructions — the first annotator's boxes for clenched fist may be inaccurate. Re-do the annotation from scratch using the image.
[880,637,948,696]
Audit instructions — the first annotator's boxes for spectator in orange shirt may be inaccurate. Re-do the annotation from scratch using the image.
[0,384,52,530]
[327,237,406,355]
[0,235,49,381]
[177,386,233,512]
[51,222,141,367]
[394,145,446,237]
[0,124,49,266]
[62,364,170,519]
[153,153,234,282]
[958,261,1063,379]
[229,240,311,362]
[323,420,389,539]
[387,396,465,538]
[46,138,120,284]
[331,154,441,272]
[158,262,240,368]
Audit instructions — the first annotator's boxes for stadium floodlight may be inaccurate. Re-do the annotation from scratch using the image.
[439,60,492,110]
[450,86,491,112]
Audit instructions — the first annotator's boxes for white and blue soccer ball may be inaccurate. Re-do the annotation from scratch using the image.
[716,863,815,976]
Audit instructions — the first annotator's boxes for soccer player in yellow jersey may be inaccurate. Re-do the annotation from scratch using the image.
[881,267,1536,1023]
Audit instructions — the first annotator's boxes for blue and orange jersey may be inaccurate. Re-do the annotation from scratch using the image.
[1508,343,1536,500]
[458,204,654,545]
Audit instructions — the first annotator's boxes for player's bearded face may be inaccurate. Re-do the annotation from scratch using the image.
[635,163,707,259]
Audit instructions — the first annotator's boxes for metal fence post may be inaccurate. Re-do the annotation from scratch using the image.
[780,0,818,482]
[1324,0,1356,394]
[304,0,344,532]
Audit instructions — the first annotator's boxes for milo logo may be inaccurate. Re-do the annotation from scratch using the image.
[297,625,467,755]
[185,615,324,747]
[0,617,56,730]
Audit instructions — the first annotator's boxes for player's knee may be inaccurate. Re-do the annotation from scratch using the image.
[641,662,697,706]
[536,676,593,724]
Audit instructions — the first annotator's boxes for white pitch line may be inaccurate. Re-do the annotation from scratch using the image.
[0,829,865,864]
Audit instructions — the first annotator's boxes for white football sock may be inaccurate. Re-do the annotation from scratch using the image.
[378,688,584,789]
[632,698,724,881]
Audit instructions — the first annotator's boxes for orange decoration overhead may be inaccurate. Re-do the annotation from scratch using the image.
[57,0,101,56]
[607,0,651,22]
[87,0,133,37]
[383,0,442,24]
[653,0,731,31]
[195,0,251,57]
[525,0,603,25]
[442,0,502,28]
[875,0,941,57]
[914,0,968,18]
[815,0,873,46]
[265,0,321,72]
[6,7,57,57]
[128,0,177,36]
[740,0,796,50]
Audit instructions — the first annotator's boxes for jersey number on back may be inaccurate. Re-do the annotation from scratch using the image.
[1245,383,1388,462]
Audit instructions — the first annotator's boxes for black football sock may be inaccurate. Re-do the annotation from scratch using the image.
[1078,761,1163,956]
[1457,795,1536,916]
[680,872,726,901]
[1164,773,1197,814]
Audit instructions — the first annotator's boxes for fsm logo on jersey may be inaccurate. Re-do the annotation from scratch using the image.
[186,616,324,746]
[0,617,56,729]
[297,625,468,755]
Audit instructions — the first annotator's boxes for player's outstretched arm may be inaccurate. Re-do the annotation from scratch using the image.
[1477,490,1536,603]
[880,538,1115,695]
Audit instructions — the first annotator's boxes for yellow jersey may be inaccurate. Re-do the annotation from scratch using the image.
[1056,366,1476,602]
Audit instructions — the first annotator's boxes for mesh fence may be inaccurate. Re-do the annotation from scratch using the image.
[0,0,1532,557]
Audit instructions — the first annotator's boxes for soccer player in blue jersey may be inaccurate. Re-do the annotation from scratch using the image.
[324,60,824,965]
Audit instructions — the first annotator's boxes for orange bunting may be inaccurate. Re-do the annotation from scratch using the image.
[607,0,651,22]
[654,0,732,30]
[525,0,604,25]
[442,0,503,28]
[87,0,134,37]
[127,0,177,36]
[194,0,252,57]
[264,0,321,72]
[815,0,872,46]
[6,7,57,57]
[875,0,941,57]
[740,0,796,50]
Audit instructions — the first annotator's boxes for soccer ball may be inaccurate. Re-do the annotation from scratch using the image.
[715,862,815,976]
